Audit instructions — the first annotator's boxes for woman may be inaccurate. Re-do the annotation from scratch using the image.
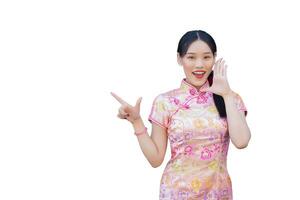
[111,30,251,200]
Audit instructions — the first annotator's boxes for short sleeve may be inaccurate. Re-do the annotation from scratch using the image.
[148,94,170,129]
[234,92,248,117]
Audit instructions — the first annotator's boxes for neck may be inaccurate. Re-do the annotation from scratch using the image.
[185,78,208,92]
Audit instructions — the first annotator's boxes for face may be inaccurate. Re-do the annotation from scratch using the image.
[177,40,216,90]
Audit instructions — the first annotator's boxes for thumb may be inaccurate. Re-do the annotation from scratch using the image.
[135,97,142,108]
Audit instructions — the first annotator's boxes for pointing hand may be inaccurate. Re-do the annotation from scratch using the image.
[111,92,142,124]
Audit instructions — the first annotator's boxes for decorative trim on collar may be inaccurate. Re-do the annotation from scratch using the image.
[180,78,210,96]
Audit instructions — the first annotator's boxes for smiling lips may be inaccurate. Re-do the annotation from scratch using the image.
[192,70,206,79]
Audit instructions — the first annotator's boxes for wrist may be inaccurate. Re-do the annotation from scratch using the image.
[131,118,148,136]
[222,90,235,99]
[131,117,142,126]
[132,117,144,131]
[134,127,148,136]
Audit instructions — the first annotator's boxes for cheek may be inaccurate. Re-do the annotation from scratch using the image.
[205,59,214,64]
[207,65,214,71]
[205,60,214,69]
[182,61,194,70]
[182,65,193,73]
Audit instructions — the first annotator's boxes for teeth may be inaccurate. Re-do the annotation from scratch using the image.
[193,71,205,75]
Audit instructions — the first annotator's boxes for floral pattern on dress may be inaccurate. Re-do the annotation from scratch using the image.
[148,78,247,200]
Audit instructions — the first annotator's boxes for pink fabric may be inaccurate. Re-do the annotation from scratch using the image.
[148,78,247,200]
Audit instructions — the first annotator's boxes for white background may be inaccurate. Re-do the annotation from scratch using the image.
[1,0,300,199]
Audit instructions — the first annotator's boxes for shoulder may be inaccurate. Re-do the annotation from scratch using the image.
[151,87,181,109]
[153,87,181,102]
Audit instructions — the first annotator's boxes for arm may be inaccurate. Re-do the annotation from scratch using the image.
[132,118,168,168]
[223,91,251,149]
[110,92,168,167]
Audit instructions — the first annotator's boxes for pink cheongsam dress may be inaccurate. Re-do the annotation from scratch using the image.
[148,78,247,200]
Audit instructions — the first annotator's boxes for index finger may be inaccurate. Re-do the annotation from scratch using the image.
[110,92,129,105]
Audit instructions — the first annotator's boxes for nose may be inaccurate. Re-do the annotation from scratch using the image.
[195,64,204,69]
[196,59,204,68]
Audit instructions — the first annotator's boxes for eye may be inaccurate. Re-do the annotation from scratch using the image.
[204,56,211,59]
[187,56,194,59]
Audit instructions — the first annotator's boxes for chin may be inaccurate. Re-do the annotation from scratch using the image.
[187,76,207,86]
[194,76,208,83]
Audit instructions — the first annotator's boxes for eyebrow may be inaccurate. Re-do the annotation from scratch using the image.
[186,52,212,54]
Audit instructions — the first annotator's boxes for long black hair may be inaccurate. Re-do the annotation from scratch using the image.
[177,30,227,118]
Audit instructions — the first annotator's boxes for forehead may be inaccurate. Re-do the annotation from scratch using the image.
[186,40,212,54]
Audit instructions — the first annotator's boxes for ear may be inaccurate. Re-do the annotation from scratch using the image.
[177,53,182,66]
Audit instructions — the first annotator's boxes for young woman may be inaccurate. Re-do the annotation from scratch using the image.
[111,30,251,200]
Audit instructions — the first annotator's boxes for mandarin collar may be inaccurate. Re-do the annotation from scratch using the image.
[180,78,210,96]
